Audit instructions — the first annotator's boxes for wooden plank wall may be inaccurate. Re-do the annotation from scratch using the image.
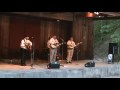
[0,15,10,58]
[72,13,94,60]
[0,15,72,60]
[0,14,94,60]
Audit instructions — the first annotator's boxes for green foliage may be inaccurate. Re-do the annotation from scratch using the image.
[95,19,120,44]
[95,19,120,58]
[111,28,120,44]
[101,21,114,33]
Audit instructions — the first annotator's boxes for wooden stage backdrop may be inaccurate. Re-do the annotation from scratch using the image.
[0,13,94,60]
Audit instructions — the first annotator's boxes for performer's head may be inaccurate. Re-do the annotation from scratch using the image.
[53,35,57,39]
[25,36,29,40]
[70,37,73,41]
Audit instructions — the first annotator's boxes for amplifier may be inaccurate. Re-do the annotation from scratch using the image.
[47,62,60,69]
[85,61,95,67]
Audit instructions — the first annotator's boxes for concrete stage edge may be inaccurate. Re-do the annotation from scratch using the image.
[0,59,120,78]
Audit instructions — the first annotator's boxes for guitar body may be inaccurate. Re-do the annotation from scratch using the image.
[67,44,75,48]
[51,44,59,48]
[50,42,66,48]
[25,43,32,52]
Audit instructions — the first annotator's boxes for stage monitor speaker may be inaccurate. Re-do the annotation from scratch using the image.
[47,61,60,69]
[109,43,119,54]
[85,61,95,67]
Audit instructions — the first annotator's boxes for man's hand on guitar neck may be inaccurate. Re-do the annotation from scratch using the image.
[78,42,83,44]
[54,42,65,46]
[53,43,59,46]
[76,42,83,46]
[51,42,66,48]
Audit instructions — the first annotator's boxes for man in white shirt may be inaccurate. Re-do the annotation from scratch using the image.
[20,36,32,66]
[66,37,77,63]
[49,35,59,63]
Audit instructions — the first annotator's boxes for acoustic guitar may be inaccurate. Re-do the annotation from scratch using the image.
[68,42,83,48]
[50,42,66,48]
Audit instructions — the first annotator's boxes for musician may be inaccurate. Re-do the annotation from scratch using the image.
[20,36,32,66]
[49,35,59,63]
[66,37,80,63]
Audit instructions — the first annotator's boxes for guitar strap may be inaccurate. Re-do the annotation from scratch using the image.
[24,39,27,47]
[24,39,29,49]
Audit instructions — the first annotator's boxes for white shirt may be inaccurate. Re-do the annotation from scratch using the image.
[49,38,59,48]
[20,39,32,49]
[67,40,76,49]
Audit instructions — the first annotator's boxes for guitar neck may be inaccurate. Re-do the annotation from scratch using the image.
[75,42,82,47]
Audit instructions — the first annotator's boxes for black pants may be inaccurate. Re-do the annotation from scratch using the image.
[20,48,27,66]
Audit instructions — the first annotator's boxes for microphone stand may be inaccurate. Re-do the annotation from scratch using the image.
[77,49,80,61]
[61,39,64,60]
[31,37,35,69]
[76,46,80,61]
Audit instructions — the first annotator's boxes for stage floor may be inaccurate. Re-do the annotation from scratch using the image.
[0,59,115,70]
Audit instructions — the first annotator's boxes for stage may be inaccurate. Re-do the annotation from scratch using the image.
[0,59,111,70]
[0,59,120,78]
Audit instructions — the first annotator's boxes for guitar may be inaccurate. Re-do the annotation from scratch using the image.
[50,42,66,48]
[25,43,32,51]
[68,42,83,48]
[75,42,83,47]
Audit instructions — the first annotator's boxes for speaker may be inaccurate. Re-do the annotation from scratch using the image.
[85,61,95,67]
[47,61,60,69]
[109,43,119,54]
